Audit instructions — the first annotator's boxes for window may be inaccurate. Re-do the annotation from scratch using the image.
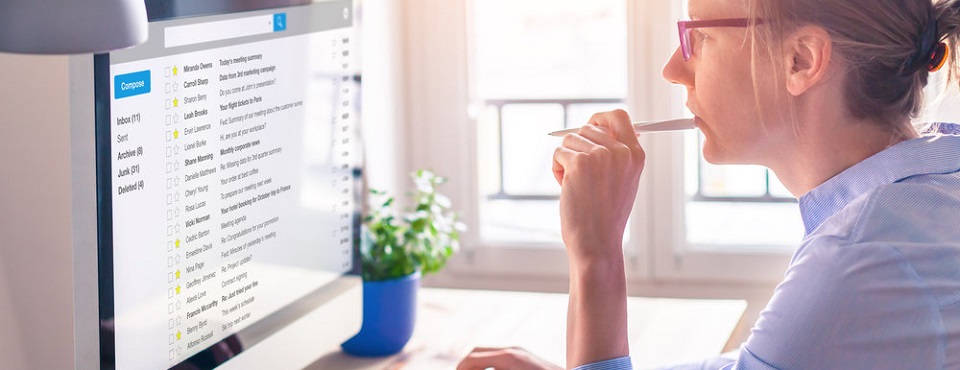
[470,0,627,245]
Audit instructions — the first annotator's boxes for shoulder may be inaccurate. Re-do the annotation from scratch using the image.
[745,229,946,368]
[742,171,960,368]
[797,176,960,293]
[806,171,960,245]
[849,176,960,245]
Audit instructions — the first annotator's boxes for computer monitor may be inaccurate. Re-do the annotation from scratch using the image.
[94,1,360,368]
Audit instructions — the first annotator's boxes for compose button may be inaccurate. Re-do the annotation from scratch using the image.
[114,70,151,99]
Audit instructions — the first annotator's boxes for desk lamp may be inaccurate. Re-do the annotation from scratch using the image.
[0,0,147,54]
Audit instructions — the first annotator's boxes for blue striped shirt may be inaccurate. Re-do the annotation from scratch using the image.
[577,123,960,370]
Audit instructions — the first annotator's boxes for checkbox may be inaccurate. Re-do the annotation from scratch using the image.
[167,178,173,189]
[168,241,174,251]
[169,318,174,329]
[167,225,173,236]
[165,67,171,77]
[166,115,172,126]
[166,147,172,158]
[169,333,174,344]
[168,288,174,298]
[165,99,171,109]
[166,193,172,205]
[166,131,172,142]
[167,209,173,220]
[168,272,174,283]
[169,349,175,360]
[168,302,174,313]
[165,83,171,93]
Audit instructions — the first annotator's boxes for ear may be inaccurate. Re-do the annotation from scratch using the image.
[783,25,832,96]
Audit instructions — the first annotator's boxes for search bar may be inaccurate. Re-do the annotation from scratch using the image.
[165,13,286,48]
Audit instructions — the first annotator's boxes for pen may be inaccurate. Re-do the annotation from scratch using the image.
[547,118,697,137]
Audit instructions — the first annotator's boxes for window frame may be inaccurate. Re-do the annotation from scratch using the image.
[399,0,794,286]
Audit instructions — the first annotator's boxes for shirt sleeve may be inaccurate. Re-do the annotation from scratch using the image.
[572,356,633,370]
[727,237,944,369]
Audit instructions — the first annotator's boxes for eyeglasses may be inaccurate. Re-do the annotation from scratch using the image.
[678,18,765,61]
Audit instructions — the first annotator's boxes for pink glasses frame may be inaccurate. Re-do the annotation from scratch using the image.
[678,18,765,61]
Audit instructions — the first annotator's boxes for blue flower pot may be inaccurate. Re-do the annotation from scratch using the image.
[340,271,420,357]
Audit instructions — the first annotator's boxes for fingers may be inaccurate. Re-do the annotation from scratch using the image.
[552,146,579,185]
[455,348,515,370]
[586,109,640,151]
[457,347,559,370]
[552,110,645,187]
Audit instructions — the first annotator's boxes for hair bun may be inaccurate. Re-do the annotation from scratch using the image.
[900,17,940,76]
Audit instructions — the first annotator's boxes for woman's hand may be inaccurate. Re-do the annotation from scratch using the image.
[457,347,563,370]
[551,109,645,264]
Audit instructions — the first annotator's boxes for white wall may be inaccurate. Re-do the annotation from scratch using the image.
[0,53,79,370]
[0,259,27,370]
[358,0,408,198]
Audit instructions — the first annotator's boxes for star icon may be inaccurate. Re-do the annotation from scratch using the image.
[173,66,178,75]
[175,270,181,279]
[176,285,181,294]
[173,98,179,108]
[175,239,181,248]
[176,331,181,340]
[173,130,179,139]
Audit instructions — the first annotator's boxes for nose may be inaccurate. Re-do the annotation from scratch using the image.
[662,46,693,87]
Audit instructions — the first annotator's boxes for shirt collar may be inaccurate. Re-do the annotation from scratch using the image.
[798,123,960,235]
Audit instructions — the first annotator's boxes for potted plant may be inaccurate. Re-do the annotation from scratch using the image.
[341,170,465,357]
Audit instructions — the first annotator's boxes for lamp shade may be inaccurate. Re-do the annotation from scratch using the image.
[0,0,147,54]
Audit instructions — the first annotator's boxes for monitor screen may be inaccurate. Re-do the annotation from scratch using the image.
[95,1,358,368]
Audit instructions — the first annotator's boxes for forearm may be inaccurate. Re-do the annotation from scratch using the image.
[566,253,629,369]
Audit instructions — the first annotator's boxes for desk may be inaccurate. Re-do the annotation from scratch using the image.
[304,288,747,370]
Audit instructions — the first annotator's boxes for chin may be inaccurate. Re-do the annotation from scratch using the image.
[701,148,726,164]
[700,142,740,165]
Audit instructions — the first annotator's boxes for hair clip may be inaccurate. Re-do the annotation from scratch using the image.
[929,42,949,72]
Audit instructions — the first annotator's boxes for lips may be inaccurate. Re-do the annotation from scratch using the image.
[686,104,703,127]
[693,116,705,127]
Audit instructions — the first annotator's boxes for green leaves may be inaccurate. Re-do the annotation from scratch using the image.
[360,170,466,282]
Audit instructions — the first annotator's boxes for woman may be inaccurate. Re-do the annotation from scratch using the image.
[458,0,960,369]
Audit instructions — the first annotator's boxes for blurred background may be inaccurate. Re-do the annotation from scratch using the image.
[356,0,960,347]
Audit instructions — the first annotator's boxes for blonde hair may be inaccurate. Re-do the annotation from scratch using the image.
[746,0,960,129]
